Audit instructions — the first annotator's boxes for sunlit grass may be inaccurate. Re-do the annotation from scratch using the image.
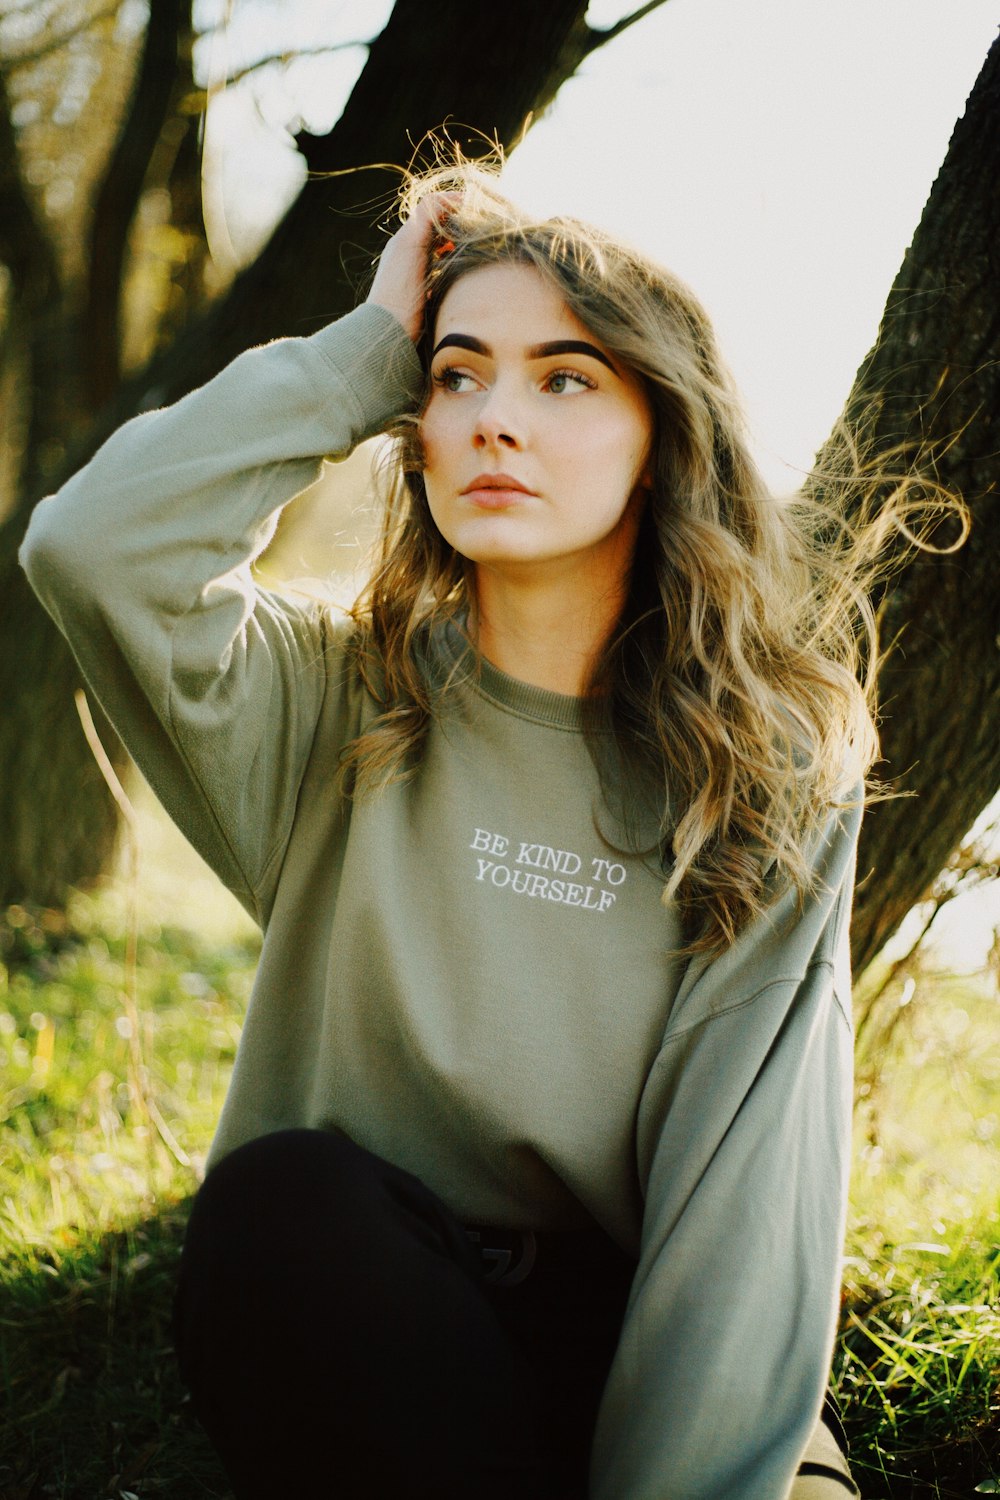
[838,964,1000,1494]
[1,783,998,1496]
[0,890,255,1259]
[1,782,255,1496]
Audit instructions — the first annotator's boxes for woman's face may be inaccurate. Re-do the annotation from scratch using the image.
[421,262,652,589]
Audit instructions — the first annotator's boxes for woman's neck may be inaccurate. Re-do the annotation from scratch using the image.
[472,563,625,697]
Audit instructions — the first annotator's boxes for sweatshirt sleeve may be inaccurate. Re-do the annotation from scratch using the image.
[20,303,423,921]
[591,797,861,1500]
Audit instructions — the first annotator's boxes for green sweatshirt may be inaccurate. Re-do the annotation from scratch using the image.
[21,302,859,1499]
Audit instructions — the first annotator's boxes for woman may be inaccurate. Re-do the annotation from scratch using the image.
[21,170,875,1498]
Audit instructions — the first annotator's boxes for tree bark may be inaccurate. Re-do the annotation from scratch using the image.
[0,539,125,908]
[0,56,122,906]
[840,33,1000,972]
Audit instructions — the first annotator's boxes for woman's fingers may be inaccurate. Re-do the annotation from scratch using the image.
[367,193,461,343]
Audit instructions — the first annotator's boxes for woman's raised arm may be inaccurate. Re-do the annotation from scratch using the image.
[20,303,422,920]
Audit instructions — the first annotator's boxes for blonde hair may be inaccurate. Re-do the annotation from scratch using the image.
[342,166,962,955]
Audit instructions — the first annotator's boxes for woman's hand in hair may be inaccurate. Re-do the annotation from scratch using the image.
[367,193,460,343]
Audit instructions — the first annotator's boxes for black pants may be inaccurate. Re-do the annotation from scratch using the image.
[173,1129,635,1500]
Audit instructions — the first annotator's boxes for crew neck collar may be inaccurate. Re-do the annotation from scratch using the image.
[439,621,588,731]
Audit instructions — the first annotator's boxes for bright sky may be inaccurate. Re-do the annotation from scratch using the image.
[503,0,997,492]
[200,0,998,963]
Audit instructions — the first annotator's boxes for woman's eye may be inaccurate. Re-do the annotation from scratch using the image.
[545,369,596,395]
[433,367,477,394]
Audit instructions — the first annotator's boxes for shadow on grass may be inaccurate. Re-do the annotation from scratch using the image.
[839,1293,1000,1500]
[848,1427,1000,1500]
[0,1200,229,1500]
[2,1198,997,1500]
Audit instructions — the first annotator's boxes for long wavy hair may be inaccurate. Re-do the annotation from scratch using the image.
[341,166,960,956]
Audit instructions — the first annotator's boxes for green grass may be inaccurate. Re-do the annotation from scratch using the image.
[838,964,1000,1496]
[1,786,254,1496]
[1,788,998,1497]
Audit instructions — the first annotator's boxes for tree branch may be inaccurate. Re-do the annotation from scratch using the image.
[583,0,673,56]
[82,0,182,412]
[180,40,371,108]
[504,0,673,120]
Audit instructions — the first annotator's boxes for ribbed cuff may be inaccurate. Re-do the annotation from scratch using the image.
[309,302,424,440]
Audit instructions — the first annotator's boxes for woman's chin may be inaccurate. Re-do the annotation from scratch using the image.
[441,523,551,572]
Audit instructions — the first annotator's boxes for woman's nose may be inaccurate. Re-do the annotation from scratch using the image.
[473,386,523,450]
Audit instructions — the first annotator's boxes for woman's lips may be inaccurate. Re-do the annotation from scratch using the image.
[461,474,535,509]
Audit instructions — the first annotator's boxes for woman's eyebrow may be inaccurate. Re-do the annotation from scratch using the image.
[431,332,619,376]
[431,333,488,359]
[528,339,619,375]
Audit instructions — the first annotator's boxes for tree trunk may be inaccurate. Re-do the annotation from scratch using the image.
[0,0,203,909]
[82,0,185,412]
[0,48,124,907]
[840,33,1000,972]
